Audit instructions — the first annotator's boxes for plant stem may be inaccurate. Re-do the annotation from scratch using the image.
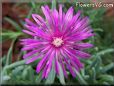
[1,60,26,80]
[52,0,56,10]
[5,38,17,66]
[75,70,88,85]
[5,60,26,69]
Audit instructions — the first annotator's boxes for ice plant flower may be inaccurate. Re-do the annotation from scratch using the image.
[20,5,94,78]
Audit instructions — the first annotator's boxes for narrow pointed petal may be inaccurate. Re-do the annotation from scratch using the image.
[22,30,35,36]
[41,6,51,23]
[65,7,73,23]
[24,24,38,33]
[63,11,81,35]
[42,64,48,78]
[52,9,59,28]
[73,17,89,32]
[63,55,76,77]
[74,43,93,49]
[63,48,83,68]
[54,51,59,75]
[59,4,63,24]
[59,57,68,78]
[25,18,37,27]
[21,46,38,51]
[32,14,45,26]
[23,48,42,59]
[75,50,91,58]
[26,54,42,64]
[36,48,52,73]
[45,51,55,78]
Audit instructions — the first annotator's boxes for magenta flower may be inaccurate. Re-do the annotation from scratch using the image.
[21,5,94,78]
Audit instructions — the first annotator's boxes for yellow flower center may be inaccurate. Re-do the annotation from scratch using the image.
[52,37,64,47]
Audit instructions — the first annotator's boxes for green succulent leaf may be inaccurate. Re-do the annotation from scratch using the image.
[45,63,55,84]
[58,62,65,85]
[5,38,17,66]
[4,17,22,31]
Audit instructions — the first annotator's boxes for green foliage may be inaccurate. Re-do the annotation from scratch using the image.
[4,17,22,31]
[58,62,65,85]
[1,1,114,85]
[1,30,23,42]
[52,0,56,10]
[75,69,87,85]
[5,38,17,66]
[45,62,55,84]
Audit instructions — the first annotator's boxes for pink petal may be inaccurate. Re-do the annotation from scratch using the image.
[65,7,73,23]
[23,47,44,59]
[25,18,37,27]
[36,48,53,73]
[63,48,83,68]
[63,54,76,77]
[41,6,51,23]
[45,51,55,78]
[22,30,35,36]
[32,14,45,26]
[74,43,93,49]
[74,50,91,58]
[59,4,63,24]
[59,56,68,78]
[54,51,59,75]
[26,54,42,64]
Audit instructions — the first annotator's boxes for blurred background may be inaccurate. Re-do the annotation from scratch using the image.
[1,0,114,85]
